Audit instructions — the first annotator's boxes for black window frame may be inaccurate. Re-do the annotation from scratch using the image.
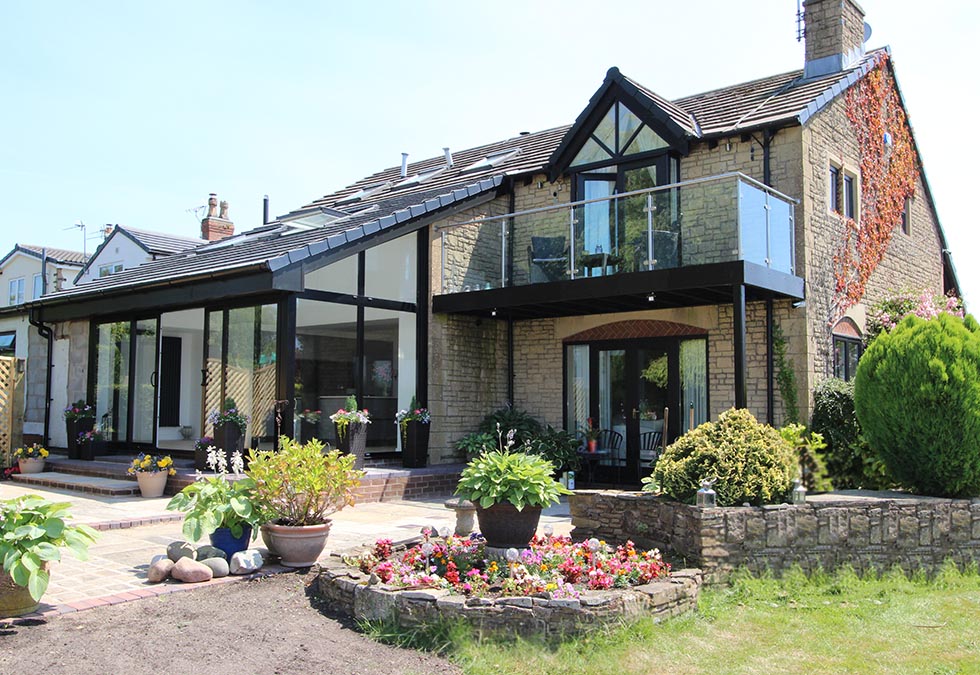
[843,174,857,220]
[829,165,841,213]
[833,335,862,381]
[0,330,15,356]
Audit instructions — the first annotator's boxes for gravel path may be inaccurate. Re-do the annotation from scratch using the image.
[0,569,460,675]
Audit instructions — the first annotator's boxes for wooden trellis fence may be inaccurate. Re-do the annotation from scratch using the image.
[0,357,25,466]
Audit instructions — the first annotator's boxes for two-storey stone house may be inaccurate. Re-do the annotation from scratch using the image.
[20,0,957,485]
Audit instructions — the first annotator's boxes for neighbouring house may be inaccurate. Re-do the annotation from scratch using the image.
[74,224,205,285]
[0,243,88,439]
[18,0,957,486]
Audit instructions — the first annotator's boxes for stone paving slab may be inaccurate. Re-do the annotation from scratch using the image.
[11,471,142,496]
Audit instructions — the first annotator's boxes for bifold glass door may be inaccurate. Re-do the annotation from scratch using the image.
[92,317,159,448]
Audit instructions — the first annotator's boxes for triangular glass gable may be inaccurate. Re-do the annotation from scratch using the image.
[569,102,671,167]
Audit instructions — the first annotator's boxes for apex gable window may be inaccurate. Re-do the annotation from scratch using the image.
[570,102,672,169]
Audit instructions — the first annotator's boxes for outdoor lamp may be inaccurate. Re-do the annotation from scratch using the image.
[792,478,807,505]
[543,523,554,538]
[696,478,717,508]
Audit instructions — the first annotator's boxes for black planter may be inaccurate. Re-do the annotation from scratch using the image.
[79,440,107,461]
[197,422,244,470]
[401,421,430,468]
[475,503,543,549]
[299,420,319,445]
[334,422,367,469]
[66,417,95,460]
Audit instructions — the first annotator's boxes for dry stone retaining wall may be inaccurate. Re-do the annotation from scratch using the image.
[569,490,980,582]
[317,559,702,636]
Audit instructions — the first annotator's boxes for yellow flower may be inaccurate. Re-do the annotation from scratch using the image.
[40,449,49,457]
[157,460,166,468]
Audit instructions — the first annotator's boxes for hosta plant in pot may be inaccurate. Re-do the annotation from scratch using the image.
[166,447,258,559]
[0,495,98,617]
[127,452,177,498]
[246,436,364,567]
[455,428,570,549]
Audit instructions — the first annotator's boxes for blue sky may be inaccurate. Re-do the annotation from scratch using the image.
[1,1,977,304]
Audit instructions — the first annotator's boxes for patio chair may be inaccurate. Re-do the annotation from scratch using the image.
[527,236,569,283]
[639,430,664,468]
[595,428,624,483]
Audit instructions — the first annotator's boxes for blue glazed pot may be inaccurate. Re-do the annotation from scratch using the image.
[208,525,253,559]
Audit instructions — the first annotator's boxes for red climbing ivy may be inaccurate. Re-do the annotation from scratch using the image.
[832,54,920,320]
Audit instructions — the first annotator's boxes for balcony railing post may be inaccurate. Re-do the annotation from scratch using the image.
[646,193,654,271]
[569,205,577,280]
[764,191,772,268]
[789,204,796,275]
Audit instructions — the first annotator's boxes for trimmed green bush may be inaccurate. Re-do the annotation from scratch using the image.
[810,378,891,490]
[650,408,797,506]
[854,313,980,497]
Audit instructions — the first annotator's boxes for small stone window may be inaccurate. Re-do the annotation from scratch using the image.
[832,317,863,381]
[899,196,912,236]
[829,160,860,224]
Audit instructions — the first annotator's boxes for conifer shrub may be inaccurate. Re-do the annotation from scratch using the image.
[810,378,891,490]
[650,408,797,506]
[854,313,980,497]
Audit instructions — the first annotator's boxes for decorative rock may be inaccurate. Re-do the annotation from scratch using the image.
[171,557,213,583]
[150,554,168,565]
[167,541,196,562]
[147,558,175,583]
[229,549,264,575]
[200,557,230,578]
[195,545,228,561]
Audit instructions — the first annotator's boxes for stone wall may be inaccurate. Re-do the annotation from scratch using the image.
[317,558,702,636]
[570,491,980,582]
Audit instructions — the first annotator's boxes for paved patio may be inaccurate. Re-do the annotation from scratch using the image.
[0,480,572,621]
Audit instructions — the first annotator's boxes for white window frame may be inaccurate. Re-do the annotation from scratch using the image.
[98,261,124,278]
[32,273,44,300]
[8,277,25,305]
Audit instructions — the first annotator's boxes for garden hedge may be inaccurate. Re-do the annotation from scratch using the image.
[854,313,980,498]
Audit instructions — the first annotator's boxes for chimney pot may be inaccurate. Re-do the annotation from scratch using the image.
[201,193,234,241]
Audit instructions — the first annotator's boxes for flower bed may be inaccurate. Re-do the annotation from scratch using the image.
[318,531,701,635]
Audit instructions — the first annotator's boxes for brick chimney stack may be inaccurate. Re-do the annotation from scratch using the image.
[200,193,234,241]
[803,0,868,79]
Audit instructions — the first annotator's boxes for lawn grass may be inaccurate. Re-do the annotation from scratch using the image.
[365,562,980,675]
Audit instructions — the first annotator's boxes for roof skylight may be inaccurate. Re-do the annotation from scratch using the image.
[336,181,392,205]
[462,147,522,173]
[394,165,446,189]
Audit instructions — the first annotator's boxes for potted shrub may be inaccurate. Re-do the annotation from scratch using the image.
[455,428,570,548]
[167,447,258,559]
[203,407,249,471]
[193,435,213,471]
[127,452,177,498]
[395,396,430,468]
[246,436,364,568]
[0,495,98,617]
[580,417,600,453]
[77,429,107,461]
[63,401,95,460]
[13,444,48,474]
[330,395,370,469]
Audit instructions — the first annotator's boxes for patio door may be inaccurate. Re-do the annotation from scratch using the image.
[566,336,706,486]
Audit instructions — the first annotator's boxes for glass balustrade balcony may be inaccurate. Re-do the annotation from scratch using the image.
[438,173,796,294]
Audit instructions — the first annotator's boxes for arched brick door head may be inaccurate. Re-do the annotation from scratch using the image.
[564,319,706,343]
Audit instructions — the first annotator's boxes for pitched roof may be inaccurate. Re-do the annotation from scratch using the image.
[118,226,206,255]
[32,54,889,307]
[0,244,88,268]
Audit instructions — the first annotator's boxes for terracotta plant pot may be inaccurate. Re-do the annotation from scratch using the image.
[264,521,332,568]
[0,569,41,618]
[135,471,169,498]
[17,458,45,474]
[475,502,543,549]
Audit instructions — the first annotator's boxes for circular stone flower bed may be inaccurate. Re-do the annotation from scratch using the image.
[317,533,702,636]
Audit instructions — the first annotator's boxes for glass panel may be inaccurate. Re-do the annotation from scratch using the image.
[94,321,130,442]
[598,349,626,468]
[621,167,657,273]
[769,196,793,273]
[565,345,590,438]
[638,347,669,465]
[304,255,357,294]
[617,103,643,152]
[203,310,224,438]
[224,305,278,450]
[364,233,417,302]
[570,136,612,167]
[593,106,617,155]
[846,341,860,381]
[738,180,769,266]
[833,338,845,380]
[364,308,416,449]
[131,319,157,444]
[581,179,615,276]
[295,301,357,444]
[680,339,707,433]
[517,206,570,286]
[440,216,505,292]
[624,125,669,155]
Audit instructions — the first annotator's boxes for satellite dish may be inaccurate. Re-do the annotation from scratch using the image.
[863,22,872,43]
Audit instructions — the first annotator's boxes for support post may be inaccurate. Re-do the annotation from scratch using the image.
[766,297,774,425]
[733,285,747,410]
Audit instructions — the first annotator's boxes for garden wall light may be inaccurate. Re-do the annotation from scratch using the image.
[792,478,807,505]
[696,478,717,508]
